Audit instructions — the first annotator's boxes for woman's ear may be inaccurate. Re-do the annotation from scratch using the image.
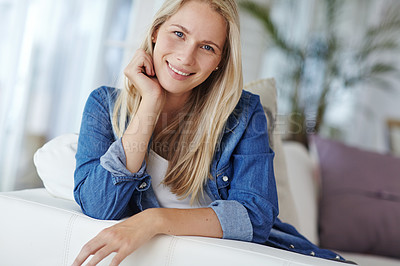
[152,30,158,43]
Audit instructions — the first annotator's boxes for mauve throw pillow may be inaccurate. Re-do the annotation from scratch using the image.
[311,135,400,258]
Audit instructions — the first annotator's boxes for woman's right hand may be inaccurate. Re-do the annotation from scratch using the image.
[122,50,165,173]
[124,49,165,107]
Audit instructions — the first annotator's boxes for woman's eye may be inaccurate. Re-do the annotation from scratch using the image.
[174,31,184,38]
[202,45,215,52]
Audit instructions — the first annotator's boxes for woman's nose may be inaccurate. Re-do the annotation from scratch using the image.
[177,44,196,66]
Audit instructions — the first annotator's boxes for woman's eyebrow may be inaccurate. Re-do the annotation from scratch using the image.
[170,23,222,52]
[171,23,191,34]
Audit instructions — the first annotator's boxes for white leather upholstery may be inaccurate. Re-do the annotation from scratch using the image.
[337,252,400,266]
[2,144,399,265]
[0,189,346,266]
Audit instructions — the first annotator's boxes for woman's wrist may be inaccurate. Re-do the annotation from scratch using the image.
[142,208,166,236]
[142,208,223,238]
[124,95,163,135]
[141,91,165,113]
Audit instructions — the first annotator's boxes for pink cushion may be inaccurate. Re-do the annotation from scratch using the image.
[311,135,400,258]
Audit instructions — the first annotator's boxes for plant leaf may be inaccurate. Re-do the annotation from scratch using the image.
[367,76,395,92]
[238,0,303,58]
[358,39,399,59]
[369,63,397,75]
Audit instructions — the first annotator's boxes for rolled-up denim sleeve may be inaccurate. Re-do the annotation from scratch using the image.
[74,87,150,220]
[100,137,147,184]
[209,200,253,241]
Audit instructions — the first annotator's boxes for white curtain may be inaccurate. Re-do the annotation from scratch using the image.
[0,0,164,191]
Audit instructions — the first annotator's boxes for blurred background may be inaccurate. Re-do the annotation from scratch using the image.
[1,0,400,192]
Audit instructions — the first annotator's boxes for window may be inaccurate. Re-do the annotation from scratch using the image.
[0,0,159,191]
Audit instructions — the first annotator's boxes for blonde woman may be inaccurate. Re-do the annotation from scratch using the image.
[73,0,348,265]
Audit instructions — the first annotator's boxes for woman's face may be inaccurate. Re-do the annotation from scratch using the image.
[152,1,227,98]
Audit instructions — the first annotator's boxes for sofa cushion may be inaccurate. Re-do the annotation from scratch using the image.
[33,133,78,201]
[282,141,319,245]
[311,135,400,258]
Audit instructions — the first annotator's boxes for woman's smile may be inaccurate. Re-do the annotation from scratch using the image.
[167,61,191,77]
[167,61,194,81]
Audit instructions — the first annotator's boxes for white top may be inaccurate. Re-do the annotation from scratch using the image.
[147,149,212,208]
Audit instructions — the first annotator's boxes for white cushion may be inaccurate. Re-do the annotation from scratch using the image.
[282,141,319,245]
[33,133,78,201]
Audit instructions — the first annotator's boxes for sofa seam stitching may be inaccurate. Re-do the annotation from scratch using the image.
[165,236,177,266]
[63,214,78,266]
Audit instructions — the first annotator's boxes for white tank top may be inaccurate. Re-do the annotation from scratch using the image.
[147,149,212,208]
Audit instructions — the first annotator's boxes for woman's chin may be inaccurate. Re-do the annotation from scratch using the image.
[158,78,194,97]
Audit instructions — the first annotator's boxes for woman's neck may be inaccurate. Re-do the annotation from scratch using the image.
[162,90,191,115]
[154,90,190,136]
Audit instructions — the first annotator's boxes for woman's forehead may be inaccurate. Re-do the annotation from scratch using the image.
[164,1,227,43]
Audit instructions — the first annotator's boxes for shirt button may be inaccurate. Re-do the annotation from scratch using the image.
[335,255,341,260]
[289,244,295,249]
[222,176,229,182]
[310,251,315,256]
[139,182,147,189]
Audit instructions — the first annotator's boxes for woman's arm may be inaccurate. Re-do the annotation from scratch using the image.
[72,207,222,266]
[157,208,223,237]
[122,49,165,173]
[121,97,161,173]
[74,49,164,219]
[74,87,146,220]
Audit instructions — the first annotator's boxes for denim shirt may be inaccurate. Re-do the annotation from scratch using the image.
[74,86,348,263]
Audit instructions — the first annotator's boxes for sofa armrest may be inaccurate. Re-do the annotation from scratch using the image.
[0,188,349,266]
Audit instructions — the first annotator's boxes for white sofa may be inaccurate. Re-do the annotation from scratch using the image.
[1,79,398,265]
[1,140,399,265]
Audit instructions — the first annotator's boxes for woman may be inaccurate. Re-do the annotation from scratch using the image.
[73,0,348,265]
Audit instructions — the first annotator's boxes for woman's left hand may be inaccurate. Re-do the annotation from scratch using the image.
[72,209,160,266]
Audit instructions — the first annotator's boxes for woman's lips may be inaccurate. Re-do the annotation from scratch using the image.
[167,61,193,80]
[168,62,190,76]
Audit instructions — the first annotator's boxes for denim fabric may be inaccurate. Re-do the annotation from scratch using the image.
[74,86,347,262]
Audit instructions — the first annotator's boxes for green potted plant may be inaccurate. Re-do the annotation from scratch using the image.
[239,0,400,145]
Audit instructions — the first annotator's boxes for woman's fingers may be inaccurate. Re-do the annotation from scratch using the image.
[86,245,115,266]
[72,237,106,266]
[72,227,140,266]
[124,49,154,81]
[123,49,163,101]
[109,247,132,266]
[73,210,159,266]
[141,53,155,76]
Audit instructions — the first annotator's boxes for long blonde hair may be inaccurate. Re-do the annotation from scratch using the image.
[112,0,243,204]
